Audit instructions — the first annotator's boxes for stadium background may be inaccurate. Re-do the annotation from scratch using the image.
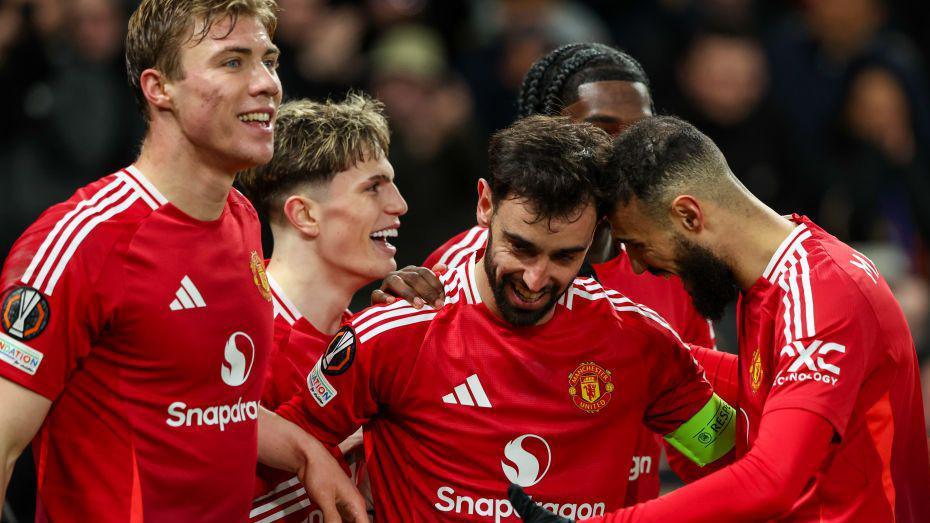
[1,0,928,520]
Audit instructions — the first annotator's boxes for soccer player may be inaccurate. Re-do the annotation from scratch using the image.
[238,94,407,522]
[411,43,735,500]
[0,1,364,521]
[268,115,737,521]
[510,116,930,522]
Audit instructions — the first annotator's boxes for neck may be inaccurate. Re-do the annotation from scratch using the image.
[715,196,797,290]
[134,126,236,221]
[266,241,359,336]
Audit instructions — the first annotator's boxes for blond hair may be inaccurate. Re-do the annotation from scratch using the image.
[238,93,391,221]
[126,0,278,120]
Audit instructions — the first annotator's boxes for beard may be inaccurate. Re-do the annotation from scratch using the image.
[482,234,570,327]
[673,235,740,321]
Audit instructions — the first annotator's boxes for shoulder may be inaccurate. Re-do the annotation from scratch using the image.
[563,276,684,344]
[348,300,439,346]
[2,170,162,294]
[228,187,259,217]
[425,225,488,268]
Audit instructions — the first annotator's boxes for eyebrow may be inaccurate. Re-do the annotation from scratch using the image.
[503,230,588,255]
[214,45,280,58]
[364,174,393,185]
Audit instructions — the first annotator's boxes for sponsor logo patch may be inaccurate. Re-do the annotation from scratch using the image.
[0,332,44,375]
[321,326,356,376]
[2,287,50,341]
[774,340,844,387]
[568,361,614,413]
[308,362,337,407]
[250,251,272,301]
[221,332,255,387]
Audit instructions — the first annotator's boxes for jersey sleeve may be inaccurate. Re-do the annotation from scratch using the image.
[275,308,427,448]
[763,264,875,438]
[0,213,118,400]
[638,317,735,467]
[679,312,715,349]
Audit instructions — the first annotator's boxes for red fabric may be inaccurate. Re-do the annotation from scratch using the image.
[278,256,715,520]
[0,168,272,522]
[585,409,836,522]
[425,226,719,504]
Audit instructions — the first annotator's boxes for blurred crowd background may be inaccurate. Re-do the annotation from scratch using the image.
[1,0,929,514]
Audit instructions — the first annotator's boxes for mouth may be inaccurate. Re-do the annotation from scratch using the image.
[370,227,398,256]
[506,280,549,309]
[237,110,273,131]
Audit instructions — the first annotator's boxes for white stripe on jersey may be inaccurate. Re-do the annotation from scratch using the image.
[438,226,486,267]
[123,165,168,205]
[763,224,809,281]
[21,177,125,285]
[116,171,159,210]
[774,244,816,343]
[568,281,684,344]
[29,182,135,294]
[354,304,431,334]
[266,272,300,324]
[45,193,142,294]
[358,312,437,344]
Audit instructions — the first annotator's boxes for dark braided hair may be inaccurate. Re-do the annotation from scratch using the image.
[517,43,652,118]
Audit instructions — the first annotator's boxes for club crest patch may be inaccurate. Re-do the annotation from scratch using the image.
[250,251,272,302]
[2,287,50,341]
[568,361,614,414]
[321,326,356,376]
[749,348,763,393]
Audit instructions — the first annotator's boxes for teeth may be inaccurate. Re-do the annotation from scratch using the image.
[239,112,270,122]
[513,283,544,302]
[370,229,398,239]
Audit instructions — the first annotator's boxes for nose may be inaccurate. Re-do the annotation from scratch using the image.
[385,184,408,216]
[522,259,550,293]
[251,61,281,99]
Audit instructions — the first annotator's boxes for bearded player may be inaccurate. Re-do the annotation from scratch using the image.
[0,1,364,520]
[402,43,736,499]
[239,94,407,522]
[265,115,737,521]
[511,117,930,522]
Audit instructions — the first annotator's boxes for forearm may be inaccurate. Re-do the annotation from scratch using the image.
[258,407,329,474]
[591,409,834,522]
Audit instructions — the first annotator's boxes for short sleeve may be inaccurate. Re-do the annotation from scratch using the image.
[762,270,874,438]
[640,320,715,435]
[276,309,425,447]
[0,221,114,400]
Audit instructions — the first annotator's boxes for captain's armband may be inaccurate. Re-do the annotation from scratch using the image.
[664,393,736,466]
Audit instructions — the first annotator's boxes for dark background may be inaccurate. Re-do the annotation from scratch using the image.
[2,0,929,519]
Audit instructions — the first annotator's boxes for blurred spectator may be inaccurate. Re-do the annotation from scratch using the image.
[368,25,486,273]
[818,60,930,255]
[673,29,798,213]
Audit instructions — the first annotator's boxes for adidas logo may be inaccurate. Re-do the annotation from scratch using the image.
[442,374,491,408]
[169,276,206,311]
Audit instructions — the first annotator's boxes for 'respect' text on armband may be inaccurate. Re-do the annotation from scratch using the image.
[664,393,736,466]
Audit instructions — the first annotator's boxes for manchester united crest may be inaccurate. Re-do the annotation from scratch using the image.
[749,348,763,393]
[568,361,614,413]
[250,251,272,302]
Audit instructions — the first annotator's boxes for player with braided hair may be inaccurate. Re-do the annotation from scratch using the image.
[372,43,739,506]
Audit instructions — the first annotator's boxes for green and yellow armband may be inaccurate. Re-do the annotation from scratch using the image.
[664,393,736,466]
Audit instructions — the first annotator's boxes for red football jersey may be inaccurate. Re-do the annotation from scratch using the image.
[424,226,716,502]
[0,166,273,522]
[737,215,930,521]
[251,273,357,523]
[278,254,716,522]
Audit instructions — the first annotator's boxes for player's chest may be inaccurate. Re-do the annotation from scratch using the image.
[102,222,273,391]
[736,295,781,445]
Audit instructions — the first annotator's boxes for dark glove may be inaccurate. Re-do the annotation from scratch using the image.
[508,484,574,523]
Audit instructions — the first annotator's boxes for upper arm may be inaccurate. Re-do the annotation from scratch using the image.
[0,376,51,469]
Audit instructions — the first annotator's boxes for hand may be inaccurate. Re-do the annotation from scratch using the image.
[297,437,370,523]
[508,484,574,523]
[371,264,447,309]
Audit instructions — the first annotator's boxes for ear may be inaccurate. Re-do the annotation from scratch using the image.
[140,68,173,113]
[476,179,494,228]
[670,195,704,234]
[282,195,321,238]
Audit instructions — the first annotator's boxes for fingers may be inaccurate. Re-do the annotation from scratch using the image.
[377,266,445,309]
[316,492,343,523]
[337,495,371,523]
[507,484,571,522]
[370,289,396,305]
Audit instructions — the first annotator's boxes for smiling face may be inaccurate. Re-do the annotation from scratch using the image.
[609,198,738,320]
[561,80,652,137]
[480,195,597,326]
[164,15,282,172]
[314,155,408,283]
